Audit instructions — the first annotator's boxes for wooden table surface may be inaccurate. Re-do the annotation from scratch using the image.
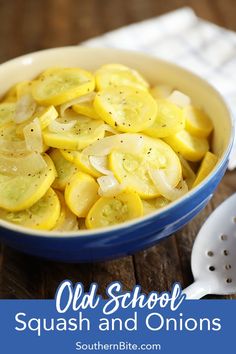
[0,0,236,299]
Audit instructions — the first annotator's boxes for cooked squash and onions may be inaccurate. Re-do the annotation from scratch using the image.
[0,64,217,231]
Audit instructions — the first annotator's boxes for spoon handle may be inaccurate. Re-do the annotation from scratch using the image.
[182,281,209,299]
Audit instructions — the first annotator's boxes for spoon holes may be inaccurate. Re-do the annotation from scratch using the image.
[207,251,214,257]
[220,234,228,241]
[209,266,215,271]
[223,250,229,256]
[226,278,232,284]
[225,264,232,270]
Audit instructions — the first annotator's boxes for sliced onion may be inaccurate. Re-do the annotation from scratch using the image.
[23,118,43,153]
[168,90,191,108]
[89,156,112,175]
[14,93,36,124]
[60,97,83,117]
[149,168,188,201]
[0,152,47,175]
[60,92,96,117]
[49,119,76,133]
[82,133,144,157]
[97,174,124,197]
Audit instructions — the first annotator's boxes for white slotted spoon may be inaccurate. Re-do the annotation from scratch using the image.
[183,193,236,299]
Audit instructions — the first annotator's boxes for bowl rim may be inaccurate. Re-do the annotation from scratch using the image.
[0,46,234,238]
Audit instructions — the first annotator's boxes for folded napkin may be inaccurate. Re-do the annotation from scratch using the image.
[82,7,236,169]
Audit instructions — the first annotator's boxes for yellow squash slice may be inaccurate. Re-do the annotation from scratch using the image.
[109,135,182,198]
[0,102,15,127]
[53,191,78,231]
[95,63,149,91]
[0,188,60,230]
[0,123,28,154]
[86,191,143,229]
[49,149,78,191]
[43,115,105,150]
[73,102,100,120]
[2,84,18,102]
[142,197,169,215]
[60,149,100,178]
[164,130,209,162]
[94,86,157,133]
[184,106,213,138]
[193,151,218,187]
[72,92,100,120]
[144,99,185,138]
[16,80,34,98]
[65,172,99,217]
[178,154,196,188]
[0,154,56,211]
[32,68,95,105]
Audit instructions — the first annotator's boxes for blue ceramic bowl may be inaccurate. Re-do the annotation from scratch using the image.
[0,47,234,262]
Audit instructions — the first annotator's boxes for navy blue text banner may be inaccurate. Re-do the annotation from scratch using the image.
[0,299,234,354]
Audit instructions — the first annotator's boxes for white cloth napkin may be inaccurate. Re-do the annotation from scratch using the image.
[82,7,236,169]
